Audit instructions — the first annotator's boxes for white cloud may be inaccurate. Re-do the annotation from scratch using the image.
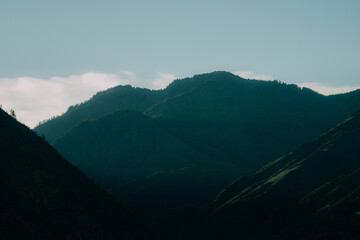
[0,70,179,128]
[233,71,360,95]
[233,71,274,80]
[151,72,177,90]
[0,72,130,128]
[119,70,136,79]
[296,82,360,96]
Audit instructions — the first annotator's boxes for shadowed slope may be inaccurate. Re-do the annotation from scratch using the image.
[207,111,360,240]
[54,109,246,190]
[0,108,153,239]
[52,109,254,239]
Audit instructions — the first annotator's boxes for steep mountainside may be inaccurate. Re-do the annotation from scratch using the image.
[205,111,360,240]
[0,108,152,239]
[53,109,254,239]
[54,109,247,193]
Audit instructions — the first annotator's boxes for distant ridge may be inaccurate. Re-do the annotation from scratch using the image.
[34,71,322,143]
[35,72,360,165]
[35,85,164,143]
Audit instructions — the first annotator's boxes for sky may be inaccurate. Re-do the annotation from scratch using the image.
[0,0,360,127]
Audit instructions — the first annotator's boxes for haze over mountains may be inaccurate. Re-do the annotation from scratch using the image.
[31,71,360,238]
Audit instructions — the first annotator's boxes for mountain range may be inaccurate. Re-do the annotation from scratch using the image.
[35,71,360,197]
[28,71,360,238]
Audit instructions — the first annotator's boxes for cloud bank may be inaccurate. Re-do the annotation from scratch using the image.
[0,71,177,128]
[152,72,177,90]
[233,71,274,80]
[0,72,130,128]
[296,82,360,96]
[233,70,360,96]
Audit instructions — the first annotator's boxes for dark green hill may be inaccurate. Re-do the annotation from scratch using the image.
[146,72,360,165]
[35,85,165,143]
[205,111,360,240]
[54,109,247,191]
[0,108,153,239]
[34,79,205,144]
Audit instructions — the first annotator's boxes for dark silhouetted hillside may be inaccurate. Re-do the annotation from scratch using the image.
[0,108,153,239]
[204,111,360,240]
[52,109,254,238]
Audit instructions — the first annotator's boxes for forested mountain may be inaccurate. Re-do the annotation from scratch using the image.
[33,71,360,238]
[54,109,245,191]
[36,71,360,196]
[35,85,165,143]
[0,108,152,239]
[36,72,360,168]
[203,110,360,240]
[146,72,360,165]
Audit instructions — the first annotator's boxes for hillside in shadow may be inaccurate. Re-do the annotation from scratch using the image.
[0,108,153,239]
[202,110,360,240]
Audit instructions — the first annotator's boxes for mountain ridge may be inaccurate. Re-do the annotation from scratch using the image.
[34,71,332,143]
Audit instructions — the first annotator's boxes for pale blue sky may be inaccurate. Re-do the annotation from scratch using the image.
[1,0,359,84]
[0,0,360,126]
